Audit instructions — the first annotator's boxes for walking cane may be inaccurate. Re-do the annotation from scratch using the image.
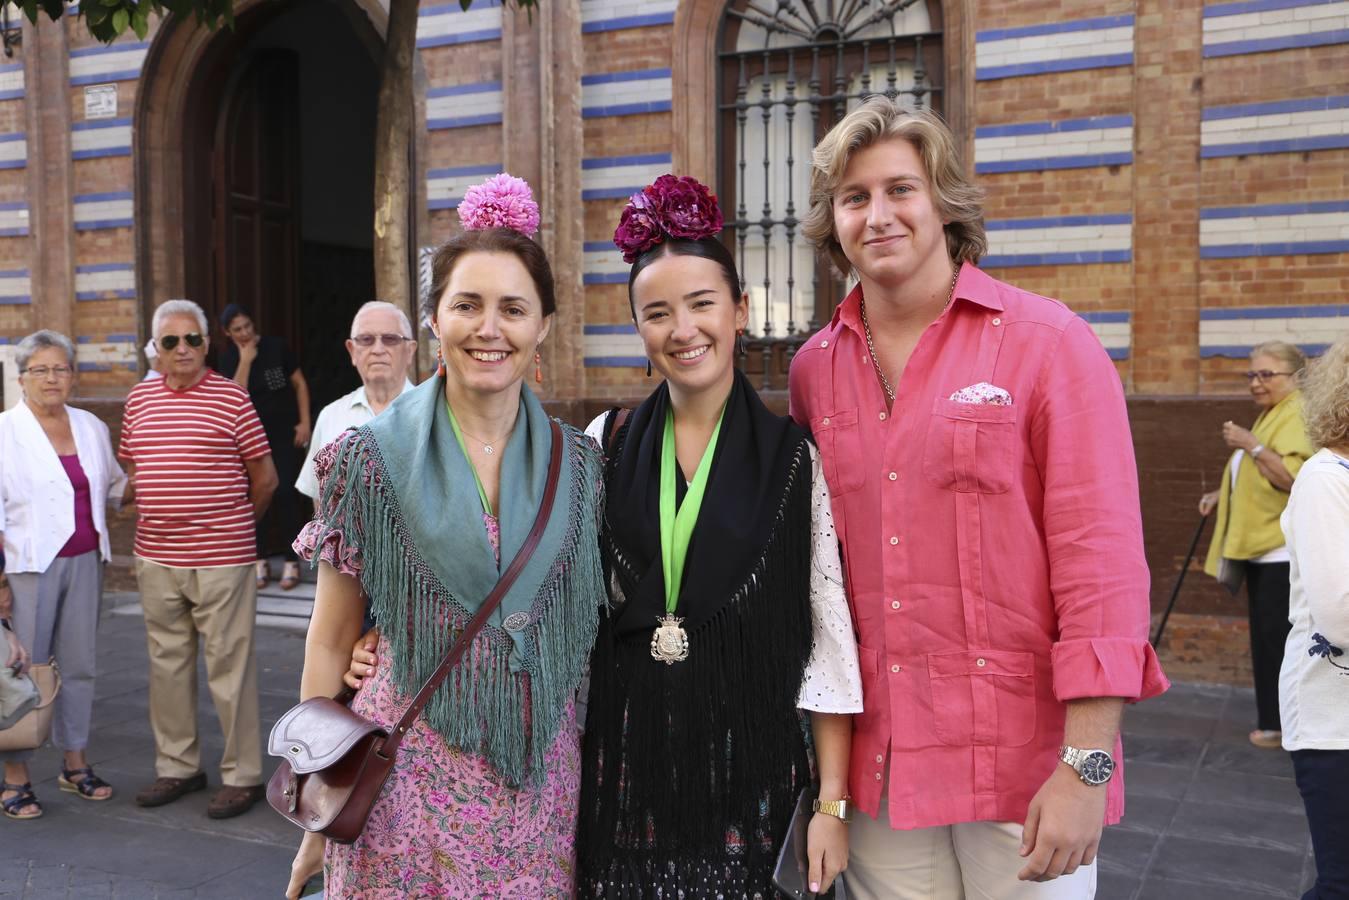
[1151,513,1211,647]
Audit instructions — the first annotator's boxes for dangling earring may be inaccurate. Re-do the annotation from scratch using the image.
[436,345,445,377]
[534,350,543,385]
[645,359,652,378]
[737,328,746,358]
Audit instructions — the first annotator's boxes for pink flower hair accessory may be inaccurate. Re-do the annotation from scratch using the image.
[457,173,542,237]
[613,174,725,263]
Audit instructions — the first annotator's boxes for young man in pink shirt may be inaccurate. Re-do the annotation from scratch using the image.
[788,98,1169,897]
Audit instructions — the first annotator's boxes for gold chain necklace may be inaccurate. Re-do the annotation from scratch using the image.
[860,268,960,404]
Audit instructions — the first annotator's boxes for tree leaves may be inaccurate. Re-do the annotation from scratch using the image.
[18,0,536,43]
[15,0,237,42]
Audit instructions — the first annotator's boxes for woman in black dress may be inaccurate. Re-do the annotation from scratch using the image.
[217,304,312,590]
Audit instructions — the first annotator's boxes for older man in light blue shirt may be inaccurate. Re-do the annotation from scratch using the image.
[296,302,418,499]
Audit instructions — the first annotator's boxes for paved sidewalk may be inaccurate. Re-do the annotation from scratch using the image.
[0,595,1316,899]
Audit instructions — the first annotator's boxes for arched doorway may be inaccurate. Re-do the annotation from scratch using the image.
[136,0,420,413]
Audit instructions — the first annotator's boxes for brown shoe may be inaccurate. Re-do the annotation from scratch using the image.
[1249,729,1283,749]
[135,772,207,807]
[207,784,265,819]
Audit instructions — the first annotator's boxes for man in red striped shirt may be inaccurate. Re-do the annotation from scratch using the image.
[119,299,278,819]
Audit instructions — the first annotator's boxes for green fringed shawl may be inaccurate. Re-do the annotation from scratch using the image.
[308,379,604,787]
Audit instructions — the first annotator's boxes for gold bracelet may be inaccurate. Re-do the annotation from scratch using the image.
[812,798,853,822]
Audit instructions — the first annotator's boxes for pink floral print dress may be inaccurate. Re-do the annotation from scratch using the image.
[298,512,582,899]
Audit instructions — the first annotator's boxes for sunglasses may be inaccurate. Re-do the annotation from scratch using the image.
[159,333,205,351]
[350,333,413,348]
[1244,370,1294,383]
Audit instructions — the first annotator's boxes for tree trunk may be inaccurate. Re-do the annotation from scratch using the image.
[372,0,417,309]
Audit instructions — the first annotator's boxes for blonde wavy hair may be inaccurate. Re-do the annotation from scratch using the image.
[802,98,986,278]
[1300,334,1349,450]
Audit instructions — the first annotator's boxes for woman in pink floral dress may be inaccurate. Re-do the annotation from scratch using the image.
[284,176,605,899]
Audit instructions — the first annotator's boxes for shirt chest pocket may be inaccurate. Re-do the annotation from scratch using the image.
[927,650,1037,747]
[921,398,1018,494]
[811,408,865,496]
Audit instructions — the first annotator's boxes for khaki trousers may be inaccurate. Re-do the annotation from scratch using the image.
[848,799,1097,900]
[135,559,262,786]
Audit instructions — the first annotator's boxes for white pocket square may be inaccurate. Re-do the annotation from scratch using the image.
[949,382,1013,406]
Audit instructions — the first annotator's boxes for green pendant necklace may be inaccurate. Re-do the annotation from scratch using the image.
[446,400,495,518]
[652,402,726,665]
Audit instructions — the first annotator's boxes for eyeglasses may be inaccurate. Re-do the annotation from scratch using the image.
[158,333,205,351]
[1244,370,1294,383]
[350,333,413,348]
[20,365,73,379]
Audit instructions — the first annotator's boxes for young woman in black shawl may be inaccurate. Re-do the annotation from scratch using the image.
[575,176,862,897]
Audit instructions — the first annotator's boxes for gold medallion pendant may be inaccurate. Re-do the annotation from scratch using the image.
[650,614,689,664]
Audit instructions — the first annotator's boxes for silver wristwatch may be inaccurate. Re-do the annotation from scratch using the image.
[1059,745,1116,786]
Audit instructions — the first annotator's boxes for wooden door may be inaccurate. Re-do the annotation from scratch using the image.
[213,50,301,357]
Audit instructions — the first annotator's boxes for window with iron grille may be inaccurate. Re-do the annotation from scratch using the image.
[718,0,943,386]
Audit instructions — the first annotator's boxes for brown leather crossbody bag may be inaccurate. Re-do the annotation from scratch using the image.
[265,419,565,844]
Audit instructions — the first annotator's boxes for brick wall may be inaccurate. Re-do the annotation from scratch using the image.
[13,0,1349,686]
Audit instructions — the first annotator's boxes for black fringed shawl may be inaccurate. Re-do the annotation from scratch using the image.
[578,370,816,889]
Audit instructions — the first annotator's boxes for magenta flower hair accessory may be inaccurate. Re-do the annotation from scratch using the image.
[613,174,725,263]
[457,173,541,237]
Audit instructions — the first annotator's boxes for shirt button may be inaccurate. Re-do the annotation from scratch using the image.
[862,354,869,364]
[821,417,830,426]
[976,658,987,667]
[890,664,901,673]
[891,600,902,610]
[820,340,829,348]
[875,772,882,781]
[875,754,883,764]
[888,472,897,481]
[992,317,1002,326]
[889,536,899,546]
[879,411,887,421]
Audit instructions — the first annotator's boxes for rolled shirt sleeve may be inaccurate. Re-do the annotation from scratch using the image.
[1030,316,1169,703]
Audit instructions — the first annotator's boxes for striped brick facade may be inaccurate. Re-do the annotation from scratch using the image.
[1,0,1344,399]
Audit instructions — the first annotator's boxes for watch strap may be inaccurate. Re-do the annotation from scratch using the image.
[812,798,852,821]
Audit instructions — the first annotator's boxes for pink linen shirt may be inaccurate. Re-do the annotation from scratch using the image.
[789,263,1168,830]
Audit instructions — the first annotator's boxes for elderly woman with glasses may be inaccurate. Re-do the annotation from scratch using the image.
[0,330,129,819]
[1198,340,1314,749]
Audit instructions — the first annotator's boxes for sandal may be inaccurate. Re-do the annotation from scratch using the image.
[280,561,301,591]
[1,781,43,820]
[59,766,113,801]
[255,559,271,589]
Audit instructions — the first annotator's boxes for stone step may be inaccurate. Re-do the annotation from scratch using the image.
[258,594,314,619]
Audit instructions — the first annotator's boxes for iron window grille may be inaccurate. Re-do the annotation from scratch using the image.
[718,0,944,388]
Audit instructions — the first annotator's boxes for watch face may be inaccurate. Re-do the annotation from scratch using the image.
[1080,751,1116,785]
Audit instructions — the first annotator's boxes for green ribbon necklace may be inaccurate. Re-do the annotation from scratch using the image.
[651,403,726,664]
[446,400,494,517]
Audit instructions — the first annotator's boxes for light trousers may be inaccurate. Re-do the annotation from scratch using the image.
[135,559,262,786]
[847,795,1097,900]
[0,551,102,764]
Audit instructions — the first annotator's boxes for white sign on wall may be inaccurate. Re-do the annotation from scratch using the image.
[0,345,20,411]
[84,84,118,120]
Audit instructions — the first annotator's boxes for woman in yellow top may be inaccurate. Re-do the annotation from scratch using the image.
[1199,340,1313,749]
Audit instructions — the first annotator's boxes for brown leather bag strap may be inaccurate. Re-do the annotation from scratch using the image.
[379,418,566,758]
